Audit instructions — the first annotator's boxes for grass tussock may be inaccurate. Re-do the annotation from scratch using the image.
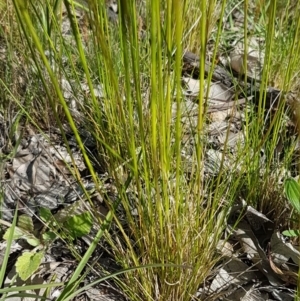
[1,0,300,300]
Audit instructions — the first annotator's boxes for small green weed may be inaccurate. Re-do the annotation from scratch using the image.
[3,209,92,281]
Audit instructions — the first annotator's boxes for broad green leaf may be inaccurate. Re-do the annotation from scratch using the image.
[282,229,300,237]
[284,178,300,213]
[39,207,54,223]
[3,227,24,241]
[16,251,44,281]
[26,236,41,247]
[17,215,34,232]
[3,227,40,247]
[42,231,57,242]
[64,212,92,239]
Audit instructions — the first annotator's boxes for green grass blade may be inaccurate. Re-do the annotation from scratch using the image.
[0,207,18,289]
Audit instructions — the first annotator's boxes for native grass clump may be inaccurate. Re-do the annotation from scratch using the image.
[0,0,300,300]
